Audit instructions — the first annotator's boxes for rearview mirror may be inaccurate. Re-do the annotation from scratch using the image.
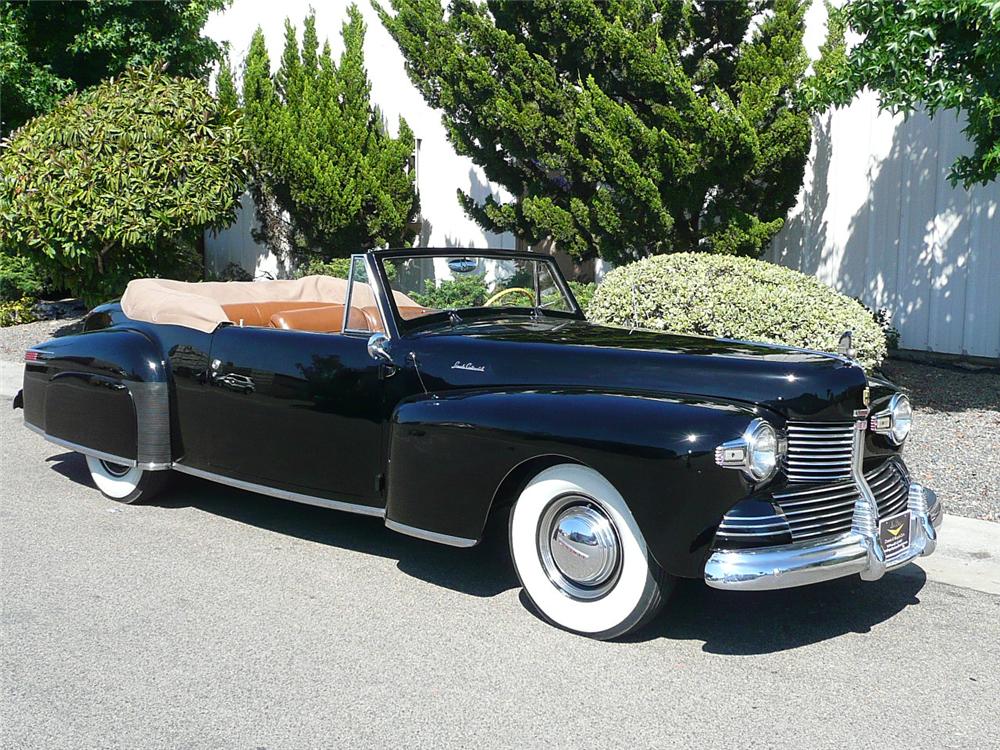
[367,333,392,363]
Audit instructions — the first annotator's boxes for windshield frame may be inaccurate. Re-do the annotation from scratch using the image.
[369,248,586,334]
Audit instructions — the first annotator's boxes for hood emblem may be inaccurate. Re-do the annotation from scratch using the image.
[452,360,485,373]
[863,387,870,407]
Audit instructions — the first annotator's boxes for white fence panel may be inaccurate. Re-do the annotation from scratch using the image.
[769,98,1000,360]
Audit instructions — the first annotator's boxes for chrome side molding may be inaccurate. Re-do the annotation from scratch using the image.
[24,422,144,469]
[384,519,478,548]
[170,463,386,517]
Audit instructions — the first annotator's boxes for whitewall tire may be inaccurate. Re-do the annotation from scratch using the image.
[85,455,167,504]
[509,464,671,639]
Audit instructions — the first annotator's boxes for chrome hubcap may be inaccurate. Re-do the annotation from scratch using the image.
[100,460,131,478]
[537,495,621,600]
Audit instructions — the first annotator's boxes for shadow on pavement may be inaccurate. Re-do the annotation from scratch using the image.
[46,451,927,653]
[48,452,519,599]
[637,571,927,653]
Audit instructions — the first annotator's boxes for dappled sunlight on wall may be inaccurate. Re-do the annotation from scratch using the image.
[769,91,1000,359]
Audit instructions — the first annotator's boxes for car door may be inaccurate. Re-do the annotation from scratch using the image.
[204,324,387,507]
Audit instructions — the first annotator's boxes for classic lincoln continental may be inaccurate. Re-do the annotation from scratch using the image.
[15,249,942,639]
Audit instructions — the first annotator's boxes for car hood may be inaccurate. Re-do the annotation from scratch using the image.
[406,318,870,421]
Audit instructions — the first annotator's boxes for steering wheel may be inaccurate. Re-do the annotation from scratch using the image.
[484,287,535,307]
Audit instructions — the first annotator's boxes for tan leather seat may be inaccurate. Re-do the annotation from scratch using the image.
[224,300,432,333]
[270,305,345,332]
[222,301,329,327]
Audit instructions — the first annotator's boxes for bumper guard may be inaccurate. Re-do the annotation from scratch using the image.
[704,484,942,591]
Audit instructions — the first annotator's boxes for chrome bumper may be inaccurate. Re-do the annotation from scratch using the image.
[704,484,942,591]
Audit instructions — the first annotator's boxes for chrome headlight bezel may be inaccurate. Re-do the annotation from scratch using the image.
[715,418,781,482]
[870,393,912,445]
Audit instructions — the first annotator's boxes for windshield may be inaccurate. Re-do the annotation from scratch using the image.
[378,253,578,325]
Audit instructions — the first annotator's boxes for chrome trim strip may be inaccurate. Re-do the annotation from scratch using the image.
[385,519,478,548]
[25,421,138,468]
[170,463,386,518]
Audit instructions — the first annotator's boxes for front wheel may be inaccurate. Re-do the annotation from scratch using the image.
[85,455,168,504]
[509,464,672,640]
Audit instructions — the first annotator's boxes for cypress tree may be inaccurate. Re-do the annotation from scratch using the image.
[242,6,418,260]
[376,0,813,263]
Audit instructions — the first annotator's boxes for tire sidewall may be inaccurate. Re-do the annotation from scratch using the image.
[509,464,661,638]
[85,455,146,502]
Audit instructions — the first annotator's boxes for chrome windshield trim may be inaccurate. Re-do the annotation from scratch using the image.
[170,463,385,517]
[385,519,478,548]
[25,422,139,468]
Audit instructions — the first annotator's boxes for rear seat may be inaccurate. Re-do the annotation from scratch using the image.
[270,305,346,333]
[223,300,427,334]
[221,301,330,327]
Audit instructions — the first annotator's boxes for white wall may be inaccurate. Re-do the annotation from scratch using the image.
[203,0,516,279]
[768,3,1000,360]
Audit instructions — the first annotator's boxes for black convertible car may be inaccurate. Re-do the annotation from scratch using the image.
[15,248,942,639]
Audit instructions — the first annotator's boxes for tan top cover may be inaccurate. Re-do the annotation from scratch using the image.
[120,275,383,333]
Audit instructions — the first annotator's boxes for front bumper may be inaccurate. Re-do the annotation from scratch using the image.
[704,484,942,591]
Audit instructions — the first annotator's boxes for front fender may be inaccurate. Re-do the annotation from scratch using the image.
[384,388,762,578]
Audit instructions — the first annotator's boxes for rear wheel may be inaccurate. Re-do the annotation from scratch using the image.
[509,464,671,640]
[85,455,168,504]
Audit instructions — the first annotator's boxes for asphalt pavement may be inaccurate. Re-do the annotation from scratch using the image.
[2,405,999,749]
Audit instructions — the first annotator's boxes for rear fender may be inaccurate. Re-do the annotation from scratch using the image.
[22,327,170,469]
[384,388,760,577]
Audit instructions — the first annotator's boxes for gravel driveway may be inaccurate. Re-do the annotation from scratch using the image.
[881,360,1000,522]
[0,316,84,360]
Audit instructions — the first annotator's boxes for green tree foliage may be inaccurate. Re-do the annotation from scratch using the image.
[806,0,1000,186]
[0,0,228,135]
[0,68,249,304]
[239,7,419,262]
[376,0,813,263]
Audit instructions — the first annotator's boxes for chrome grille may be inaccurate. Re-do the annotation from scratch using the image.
[772,459,910,542]
[773,481,860,541]
[869,460,909,518]
[715,514,791,543]
[785,422,855,483]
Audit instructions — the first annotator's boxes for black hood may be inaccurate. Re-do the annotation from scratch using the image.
[406,317,869,421]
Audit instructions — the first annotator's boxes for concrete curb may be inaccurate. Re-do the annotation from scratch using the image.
[901,514,1000,595]
[1,356,997,595]
[0,360,24,399]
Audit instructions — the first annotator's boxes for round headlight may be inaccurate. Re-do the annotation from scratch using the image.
[890,394,912,444]
[747,420,778,481]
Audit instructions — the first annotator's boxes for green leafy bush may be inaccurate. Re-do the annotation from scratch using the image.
[293,257,353,280]
[0,67,249,305]
[0,297,40,328]
[568,281,597,313]
[0,254,47,302]
[410,277,488,309]
[588,253,888,371]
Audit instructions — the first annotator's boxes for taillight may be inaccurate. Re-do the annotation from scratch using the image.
[24,350,47,362]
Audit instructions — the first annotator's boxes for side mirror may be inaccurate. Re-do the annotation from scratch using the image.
[367,333,392,364]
